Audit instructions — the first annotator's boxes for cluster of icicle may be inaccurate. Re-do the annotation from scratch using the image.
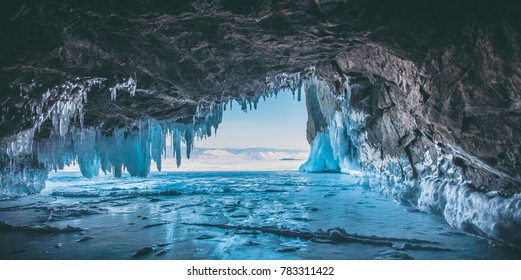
[7,77,105,160]
[34,114,222,179]
[30,95,226,178]
[109,77,137,101]
[265,66,315,102]
[6,77,138,159]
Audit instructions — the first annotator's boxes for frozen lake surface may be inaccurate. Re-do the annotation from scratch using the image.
[1,171,520,259]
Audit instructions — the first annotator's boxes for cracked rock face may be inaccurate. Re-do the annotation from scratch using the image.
[0,1,520,211]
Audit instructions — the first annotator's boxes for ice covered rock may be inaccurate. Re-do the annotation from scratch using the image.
[301,76,521,247]
[0,156,48,198]
[300,77,364,173]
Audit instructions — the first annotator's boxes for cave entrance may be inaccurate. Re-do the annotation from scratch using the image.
[53,88,310,175]
[155,88,309,172]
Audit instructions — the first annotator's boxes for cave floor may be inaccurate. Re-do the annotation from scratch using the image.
[0,171,520,260]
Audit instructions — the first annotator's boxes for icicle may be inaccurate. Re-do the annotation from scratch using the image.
[173,132,182,168]
[6,129,35,159]
[184,129,194,159]
[110,87,117,100]
[128,77,137,97]
[241,99,247,112]
[150,122,164,172]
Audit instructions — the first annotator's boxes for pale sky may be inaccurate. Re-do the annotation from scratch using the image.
[196,88,310,150]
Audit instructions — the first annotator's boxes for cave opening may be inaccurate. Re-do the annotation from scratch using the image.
[153,88,309,172]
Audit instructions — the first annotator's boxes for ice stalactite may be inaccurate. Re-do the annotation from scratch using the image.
[265,72,302,93]
[24,76,139,139]
[264,67,315,104]
[1,78,106,197]
[301,76,521,247]
[6,129,35,160]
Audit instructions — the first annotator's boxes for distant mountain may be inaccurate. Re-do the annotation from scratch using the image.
[159,147,309,171]
[188,147,309,161]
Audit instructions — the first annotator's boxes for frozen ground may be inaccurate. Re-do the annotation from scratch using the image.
[1,171,520,260]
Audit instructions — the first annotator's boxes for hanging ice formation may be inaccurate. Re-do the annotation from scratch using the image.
[34,98,225,177]
[1,106,225,197]
[1,77,105,197]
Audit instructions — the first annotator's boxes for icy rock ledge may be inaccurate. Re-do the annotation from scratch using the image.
[365,151,521,247]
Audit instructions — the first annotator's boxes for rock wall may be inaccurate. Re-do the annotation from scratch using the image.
[302,69,521,247]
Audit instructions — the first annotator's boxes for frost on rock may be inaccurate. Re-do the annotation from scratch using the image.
[30,78,106,136]
[301,76,521,247]
[109,77,137,101]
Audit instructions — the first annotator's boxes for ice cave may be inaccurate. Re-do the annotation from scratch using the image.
[1,0,521,260]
